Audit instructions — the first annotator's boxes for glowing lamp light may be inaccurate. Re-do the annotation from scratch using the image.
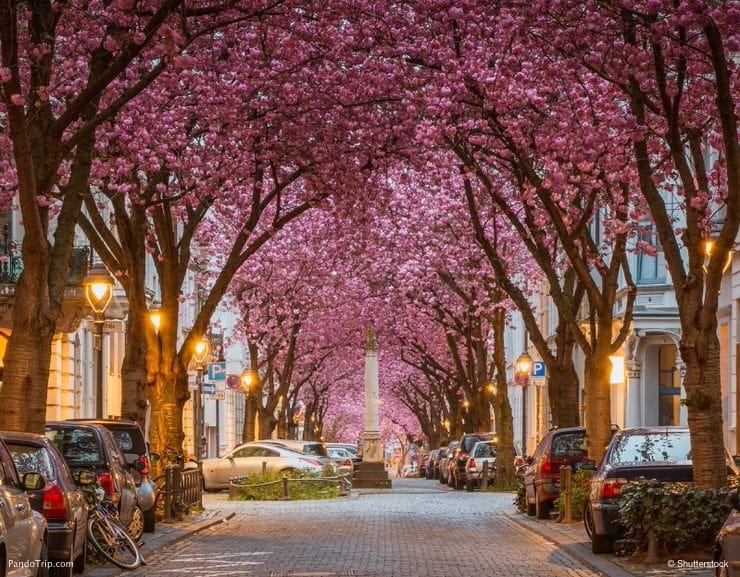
[703,239,732,274]
[83,263,114,315]
[516,351,532,375]
[149,309,161,334]
[240,370,253,390]
[192,339,209,366]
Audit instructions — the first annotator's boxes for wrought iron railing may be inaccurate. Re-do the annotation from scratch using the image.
[0,225,22,284]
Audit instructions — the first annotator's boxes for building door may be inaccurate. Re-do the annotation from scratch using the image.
[658,345,681,426]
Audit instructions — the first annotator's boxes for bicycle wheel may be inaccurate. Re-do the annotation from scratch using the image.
[88,512,142,570]
[153,475,166,517]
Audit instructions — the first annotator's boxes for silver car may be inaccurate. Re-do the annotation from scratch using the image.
[325,447,354,475]
[0,438,48,577]
[258,439,336,472]
[202,442,325,490]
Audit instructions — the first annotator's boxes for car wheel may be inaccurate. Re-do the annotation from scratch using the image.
[466,479,475,492]
[143,505,156,533]
[1,547,6,577]
[535,489,551,520]
[50,530,74,577]
[584,503,594,540]
[591,533,614,555]
[35,538,49,577]
[128,505,145,541]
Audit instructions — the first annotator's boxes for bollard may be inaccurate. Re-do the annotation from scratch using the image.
[281,475,290,500]
[482,461,489,491]
[560,465,573,523]
[262,461,267,474]
[646,529,660,563]
[164,465,174,523]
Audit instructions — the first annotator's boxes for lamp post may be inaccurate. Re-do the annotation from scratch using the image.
[516,351,532,457]
[84,262,114,419]
[192,339,209,461]
[241,369,255,442]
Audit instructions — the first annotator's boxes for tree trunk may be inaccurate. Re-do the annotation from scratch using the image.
[681,328,727,488]
[120,303,149,428]
[148,371,189,458]
[548,363,581,429]
[583,347,613,460]
[492,307,515,486]
[242,389,258,442]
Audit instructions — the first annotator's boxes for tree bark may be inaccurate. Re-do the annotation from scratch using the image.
[492,308,515,486]
[583,343,613,460]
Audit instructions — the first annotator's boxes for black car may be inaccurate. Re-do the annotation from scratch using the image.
[585,426,737,554]
[72,419,158,533]
[450,433,495,490]
[1,431,88,577]
[45,422,142,541]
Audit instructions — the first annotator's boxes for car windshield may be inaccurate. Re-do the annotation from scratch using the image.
[45,426,104,466]
[462,435,490,452]
[609,431,692,465]
[552,432,587,458]
[475,444,496,458]
[300,444,328,457]
[6,443,56,481]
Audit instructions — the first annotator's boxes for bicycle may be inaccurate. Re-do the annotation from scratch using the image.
[79,471,143,570]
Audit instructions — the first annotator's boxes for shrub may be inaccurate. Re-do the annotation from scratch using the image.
[554,469,593,522]
[618,479,732,552]
[232,469,341,501]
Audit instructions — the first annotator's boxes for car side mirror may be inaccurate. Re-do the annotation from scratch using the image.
[22,472,44,491]
[77,471,97,486]
[525,456,533,465]
[132,459,146,472]
[149,452,161,463]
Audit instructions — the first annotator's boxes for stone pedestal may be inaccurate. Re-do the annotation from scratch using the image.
[353,461,392,489]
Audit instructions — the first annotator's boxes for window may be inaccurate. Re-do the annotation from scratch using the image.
[551,432,587,458]
[231,446,258,459]
[6,443,56,481]
[608,432,691,465]
[659,345,681,426]
[46,427,104,466]
[636,224,665,284]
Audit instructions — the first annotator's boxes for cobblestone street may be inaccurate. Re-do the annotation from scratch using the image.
[114,479,602,577]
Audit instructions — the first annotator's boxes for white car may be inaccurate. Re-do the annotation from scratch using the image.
[0,438,48,577]
[464,441,498,491]
[202,442,325,490]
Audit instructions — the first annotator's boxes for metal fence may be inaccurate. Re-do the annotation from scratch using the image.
[161,464,203,523]
[228,473,352,501]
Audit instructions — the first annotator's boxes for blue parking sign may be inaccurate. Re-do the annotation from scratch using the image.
[531,361,546,378]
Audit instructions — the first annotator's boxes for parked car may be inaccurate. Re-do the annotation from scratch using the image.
[259,439,336,472]
[71,419,157,533]
[325,446,354,475]
[430,447,446,480]
[523,426,587,519]
[0,436,49,577]
[45,422,142,541]
[438,442,458,486]
[464,441,497,492]
[1,432,88,576]
[585,426,736,554]
[202,442,326,490]
[419,452,431,478]
[449,433,496,490]
[325,443,361,473]
[715,489,740,576]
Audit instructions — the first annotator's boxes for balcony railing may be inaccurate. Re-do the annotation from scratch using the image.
[0,225,22,284]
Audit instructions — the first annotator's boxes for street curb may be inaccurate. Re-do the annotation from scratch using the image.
[94,511,237,577]
[505,512,636,577]
[144,511,237,558]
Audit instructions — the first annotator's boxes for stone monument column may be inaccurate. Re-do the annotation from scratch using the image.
[353,328,391,488]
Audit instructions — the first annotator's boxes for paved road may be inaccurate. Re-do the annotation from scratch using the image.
[122,478,601,577]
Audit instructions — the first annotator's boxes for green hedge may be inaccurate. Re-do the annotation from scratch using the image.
[232,469,342,501]
[554,469,593,521]
[618,479,732,552]
[515,484,527,512]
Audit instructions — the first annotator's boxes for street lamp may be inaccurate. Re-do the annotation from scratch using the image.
[84,262,114,419]
[515,351,532,458]
[192,338,210,461]
[149,304,162,335]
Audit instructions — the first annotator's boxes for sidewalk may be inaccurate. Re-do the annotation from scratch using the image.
[85,507,236,577]
[506,512,715,577]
